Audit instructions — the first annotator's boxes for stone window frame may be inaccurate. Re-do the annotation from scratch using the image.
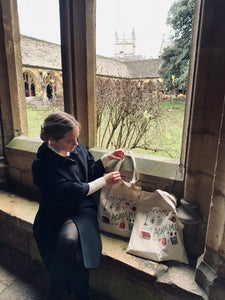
[57,0,196,180]
[0,0,199,192]
[2,2,225,296]
[1,0,211,203]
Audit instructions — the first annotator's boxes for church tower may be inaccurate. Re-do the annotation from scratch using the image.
[114,29,136,60]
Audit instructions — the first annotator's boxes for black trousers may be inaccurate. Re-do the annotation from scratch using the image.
[47,219,90,300]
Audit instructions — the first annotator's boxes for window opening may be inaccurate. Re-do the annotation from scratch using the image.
[17,0,64,137]
[31,83,35,96]
[23,71,36,97]
[96,0,195,159]
[47,84,53,100]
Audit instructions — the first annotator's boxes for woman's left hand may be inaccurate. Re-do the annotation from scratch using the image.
[107,149,125,161]
[104,171,121,185]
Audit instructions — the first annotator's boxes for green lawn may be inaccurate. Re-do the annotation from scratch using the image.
[26,107,53,138]
[26,101,185,159]
[136,101,185,158]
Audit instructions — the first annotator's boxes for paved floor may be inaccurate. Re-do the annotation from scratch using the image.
[0,242,54,300]
[0,242,96,300]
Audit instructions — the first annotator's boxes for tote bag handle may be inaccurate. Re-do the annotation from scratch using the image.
[114,149,138,184]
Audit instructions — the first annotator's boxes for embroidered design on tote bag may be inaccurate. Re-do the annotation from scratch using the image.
[127,189,189,264]
[98,150,142,238]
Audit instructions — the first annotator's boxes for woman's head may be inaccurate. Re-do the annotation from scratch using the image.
[40,111,80,142]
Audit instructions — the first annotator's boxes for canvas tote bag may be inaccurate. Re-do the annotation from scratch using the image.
[127,189,189,264]
[98,150,142,238]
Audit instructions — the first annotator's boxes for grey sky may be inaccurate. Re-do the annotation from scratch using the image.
[17,0,176,59]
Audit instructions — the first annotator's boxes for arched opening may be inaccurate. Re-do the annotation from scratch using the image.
[24,81,29,96]
[31,83,35,96]
[47,84,53,100]
[23,71,36,97]
[43,71,63,100]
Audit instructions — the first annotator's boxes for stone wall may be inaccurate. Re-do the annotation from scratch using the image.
[4,137,184,202]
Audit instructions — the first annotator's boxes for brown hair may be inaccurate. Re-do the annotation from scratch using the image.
[40,111,80,141]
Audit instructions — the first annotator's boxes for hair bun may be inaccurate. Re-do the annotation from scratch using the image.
[40,124,48,141]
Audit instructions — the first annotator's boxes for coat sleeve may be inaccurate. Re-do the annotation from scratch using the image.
[86,150,105,181]
[32,159,89,206]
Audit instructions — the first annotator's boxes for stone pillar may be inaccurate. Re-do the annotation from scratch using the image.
[195,98,225,300]
[0,0,28,187]
[59,0,96,148]
[180,0,225,257]
[0,0,28,139]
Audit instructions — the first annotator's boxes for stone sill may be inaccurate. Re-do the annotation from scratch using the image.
[6,136,184,181]
[0,190,208,300]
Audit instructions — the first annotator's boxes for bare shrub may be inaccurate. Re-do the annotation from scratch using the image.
[96,76,165,151]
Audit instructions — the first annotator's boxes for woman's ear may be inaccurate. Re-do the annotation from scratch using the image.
[49,138,56,145]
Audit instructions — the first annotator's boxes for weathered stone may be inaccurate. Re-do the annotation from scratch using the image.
[0,190,208,300]
[156,262,208,300]
[195,255,217,295]
[209,277,225,300]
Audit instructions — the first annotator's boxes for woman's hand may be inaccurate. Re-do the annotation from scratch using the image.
[104,171,121,185]
[107,149,125,161]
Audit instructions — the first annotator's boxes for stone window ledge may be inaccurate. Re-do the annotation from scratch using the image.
[6,136,184,182]
[0,190,208,300]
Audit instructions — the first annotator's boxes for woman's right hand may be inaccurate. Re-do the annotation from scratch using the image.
[104,171,121,185]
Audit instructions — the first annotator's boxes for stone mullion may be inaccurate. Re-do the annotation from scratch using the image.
[28,75,32,97]
[0,0,28,137]
[206,97,225,263]
[179,0,225,259]
[184,0,225,219]
[195,98,225,299]
[59,0,96,148]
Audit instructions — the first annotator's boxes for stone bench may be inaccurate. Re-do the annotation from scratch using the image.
[0,190,208,300]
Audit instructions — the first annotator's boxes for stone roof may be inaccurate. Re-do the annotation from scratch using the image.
[124,59,163,78]
[21,35,162,78]
[96,55,130,77]
[21,35,62,70]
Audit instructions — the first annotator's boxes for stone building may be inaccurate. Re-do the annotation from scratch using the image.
[114,29,136,58]
[20,34,162,101]
[114,29,144,61]
[0,1,225,300]
[21,35,63,100]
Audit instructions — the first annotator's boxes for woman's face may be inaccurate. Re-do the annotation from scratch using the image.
[50,126,80,155]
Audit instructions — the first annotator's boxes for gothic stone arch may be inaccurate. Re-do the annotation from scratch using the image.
[22,69,38,97]
[43,70,63,100]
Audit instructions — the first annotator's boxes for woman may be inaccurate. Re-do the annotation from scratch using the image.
[32,111,123,300]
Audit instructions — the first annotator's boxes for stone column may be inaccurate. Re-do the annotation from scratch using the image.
[0,0,28,187]
[195,98,225,300]
[179,0,225,257]
[0,0,28,140]
[59,0,96,148]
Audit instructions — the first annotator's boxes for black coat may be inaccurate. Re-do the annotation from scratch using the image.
[32,142,104,271]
